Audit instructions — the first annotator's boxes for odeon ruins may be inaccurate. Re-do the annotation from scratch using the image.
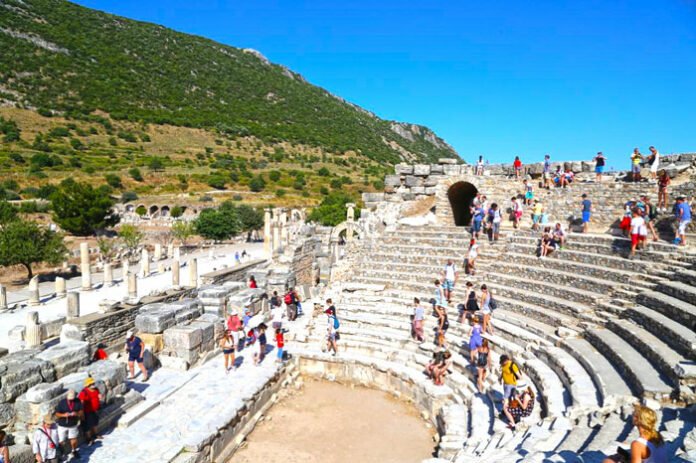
[1,154,696,462]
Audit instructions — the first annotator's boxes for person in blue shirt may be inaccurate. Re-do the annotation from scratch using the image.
[543,155,552,189]
[581,194,592,233]
[675,196,692,246]
[471,205,485,239]
[125,331,148,381]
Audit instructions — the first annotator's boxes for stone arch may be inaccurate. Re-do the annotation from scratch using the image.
[125,204,135,213]
[149,205,159,217]
[447,181,478,226]
[160,205,170,217]
[330,221,364,241]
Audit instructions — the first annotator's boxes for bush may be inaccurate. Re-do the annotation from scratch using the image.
[318,167,330,176]
[9,153,25,164]
[121,191,138,203]
[128,167,143,182]
[148,157,164,171]
[30,153,60,168]
[194,206,241,241]
[207,174,227,190]
[249,175,265,192]
[104,174,122,189]
[232,194,243,201]
[330,179,342,189]
[37,184,58,199]
[47,126,70,138]
[69,137,84,150]
[275,188,286,197]
[307,192,359,226]
[135,205,147,216]
[372,179,385,190]
[268,170,281,182]
[319,186,329,195]
[170,205,184,218]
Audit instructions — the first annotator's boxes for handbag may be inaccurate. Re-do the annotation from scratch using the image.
[40,427,63,459]
[489,298,498,310]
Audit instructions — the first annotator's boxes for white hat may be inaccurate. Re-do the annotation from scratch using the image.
[126,330,134,339]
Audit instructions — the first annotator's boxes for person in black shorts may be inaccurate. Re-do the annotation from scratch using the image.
[125,331,148,381]
[476,339,491,393]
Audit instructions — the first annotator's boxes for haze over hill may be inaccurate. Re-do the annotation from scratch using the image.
[0,0,457,165]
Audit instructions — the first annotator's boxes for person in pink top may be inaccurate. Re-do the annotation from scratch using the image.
[226,309,242,351]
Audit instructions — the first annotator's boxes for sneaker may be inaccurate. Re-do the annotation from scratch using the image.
[72,450,81,459]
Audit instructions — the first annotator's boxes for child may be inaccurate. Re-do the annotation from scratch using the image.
[246,327,257,347]
[254,323,267,365]
[220,331,236,373]
[275,328,285,363]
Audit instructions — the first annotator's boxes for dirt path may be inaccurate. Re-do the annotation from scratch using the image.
[228,379,437,463]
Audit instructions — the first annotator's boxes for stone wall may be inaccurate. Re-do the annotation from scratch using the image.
[200,259,267,286]
[289,237,322,287]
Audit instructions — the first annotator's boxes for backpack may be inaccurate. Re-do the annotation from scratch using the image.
[510,360,522,380]
[284,292,293,305]
[489,297,498,310]
[332,316,340,330]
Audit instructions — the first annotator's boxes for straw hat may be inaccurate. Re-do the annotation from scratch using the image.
[84,377,95,387]
[43,413,55,424]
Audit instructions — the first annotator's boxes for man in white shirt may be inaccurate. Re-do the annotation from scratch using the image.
[629,209,646,258]
[441,259,458,303]
[33,414,60,463]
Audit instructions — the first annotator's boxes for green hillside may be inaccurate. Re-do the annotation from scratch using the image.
[0,0,457,164]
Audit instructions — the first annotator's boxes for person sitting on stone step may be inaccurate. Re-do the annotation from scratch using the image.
[432,350,453,386]
[603,404,667,463]
[539,226,557,259]
[502,386,535,431]
[552,223,566,249]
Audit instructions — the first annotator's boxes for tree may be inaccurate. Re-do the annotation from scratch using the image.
[249,175,265,192]
[171,220,195,246]
[307,192,359,227]
[104,173,122,189]
[121,191,138,203]
[0,200,18,225]
[96,236,117,262]
[0,219,66,278]
[148,157,164,171]
[129,167,143,182]
[229,203,263,241]
[318,167,330,176]
[50,179,119,236]
[193,206,241,241]
[135,205,147,216]
[118,224,143,256]
[207,174,227,190]
[268,170,281,182]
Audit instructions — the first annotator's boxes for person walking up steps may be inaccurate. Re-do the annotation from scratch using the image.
[499,355,523,408]
[33,414,60,463]
[603,404,667,463]
[487,203,502,243]
[513,156,523,179]
[55,389,83,459]
[581,193,592,233]
[511,196,523,229]
[531,199,543,231]
[411,297,425,343]
[523,180,534,206]
[125,331,148,381]
[78,377,102,446]
[657,170,670,213]
[675,196,692,246]
[325,306,339,356]
[476,339,491,393]
[639,195,659,241]
[442,259,458,303]
[629,207,646,258]
[275,328,285,363]
[594,151,606,182]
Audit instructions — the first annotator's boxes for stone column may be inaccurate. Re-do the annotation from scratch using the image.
[263,208,272,258]
[141,249,150,276]
[272,222,281,255]
[208,248,215,260]
[172,260,180,287]
[25,311,41,348]
[28,276,40,305]
[80,242,91,291]
[154,244,162,261]
[128,273,138,298]
[173,247,181,261]
[67,292,80,319]
[188,258,198,288]
[167,243,174,259]
[330,238,340,264]
[157,262,165,273]
[103,263,113,286]
[346,202,356,242]
[122,259,129,282]
[0,285,7,312]
[280,210,288,247]
[55,277,66,298]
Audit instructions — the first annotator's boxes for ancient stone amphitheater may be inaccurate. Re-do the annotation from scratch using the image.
[299,157,696,462]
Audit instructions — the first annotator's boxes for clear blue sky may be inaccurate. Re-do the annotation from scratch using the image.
[73,0,696,165]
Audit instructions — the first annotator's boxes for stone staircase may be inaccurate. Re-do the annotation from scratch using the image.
[304,224,696,462]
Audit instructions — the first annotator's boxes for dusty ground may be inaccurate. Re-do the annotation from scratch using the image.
[228,379,437,463]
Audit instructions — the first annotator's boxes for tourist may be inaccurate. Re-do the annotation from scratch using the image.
[543,155,552,189]
[487,203,502,242]
[468,315,483,364]
[499,355,523,407]
[55,389,83,459]
[275,328,285,362]
[647,146,660,181]
[271,299,284,331]
[640,195,659,241]
[581,193,592,233]
[471,204,485,239]
[502,387,535,431]
[33,414,60,463]
[269,290,282,310]
[325,307,339,356]
[464,281,479,314]
[294,288,304,317]
[466,238,479,276]
[220,330,236,373]
[540,226,557,258]
[552,166,564,188]
[675,196,692,246]
[594,151,606,182]
[125,330,148,381]
[435,303,450,347]
[425,349,444,380]
[511,196,523,229]
[523,179,534,206]
[227,309,242,350]
[513,156,523,179]
[78,377,102,445]
[254,323,267,365]
[325,298,337,318]
[479,284,494,334]
[657,170,670,212]
[602,404,667,463]
[619,200,636,237]
[234,251,241,265]
[248,275,257,289]
[552,223,566,249]
[631,148,643,182]
[241,250,248,260]
[0,430,9,463]
[476,155,484,176]
[245,326,257,347]
[433,279,445,309]
[242,307,252,328]
[412,297,425,343]
[563,168,575,187]
[433,350,453,386]
[629,207,646,258]
[92,343,108,361]
[442,259,458,304]
[531,199,543,231]
[284,287,298,321]
[476,339,491,393]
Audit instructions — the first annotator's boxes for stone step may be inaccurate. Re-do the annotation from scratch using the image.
[585,327,674,401]
[561,337,634,408]
[624,304,696,361]
[578,413,632,461]
[636,290,696,333]
[656,280,696,307]
[674,268,696,286]
[522,358,570,419]
[507,234,682,258]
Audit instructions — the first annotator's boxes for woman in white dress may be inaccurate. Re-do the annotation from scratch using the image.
[648,146,660,180]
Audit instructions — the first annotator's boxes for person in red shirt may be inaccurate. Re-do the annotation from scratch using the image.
[78,377,102,445]
[275,328,285,363]
[92,343,108,362]
[513,156,523,179]
[248,276,257,289]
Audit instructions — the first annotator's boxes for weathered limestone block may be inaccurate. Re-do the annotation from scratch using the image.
[424,187,438,195]
[24,382,64,404]
[0,350,56,403]
[404,176,422,187]
[362,192,385,203]
[442,164,461,176]
[438,158,458,164]
[59,324,84,343]
[189,320,214,345]
[36,341,90,379]
[135,308,176,334]
[424,176,440,187]
[175,308,202,324]
[164,325,202,351]
[413,164,430,176]
[40,316,66,340]
[66,292,80,319]
[430,164,444,175]
[410,187,426,195]
[139,333,165,353]
[384,175,401,187]
[196,313,225,341]
[395,164,413,175]
[0,403,15,427]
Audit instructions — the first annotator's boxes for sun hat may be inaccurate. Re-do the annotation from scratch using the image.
[126,330,134,339]
[84,377,95,387]
[43,413,55,424]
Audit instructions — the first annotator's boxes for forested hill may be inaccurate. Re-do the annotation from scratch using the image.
[0,0,457,164]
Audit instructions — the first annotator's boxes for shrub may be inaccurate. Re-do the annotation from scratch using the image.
[249,175,265,192]
[121,191,138,203]
[268,170,281,182]
[275,188,286,197]
[128,167,143,182]
[104,174,122,189]
[135,205,147,216]
[318,167,330,176]
[207,174,227,190]
[170,205,184,218]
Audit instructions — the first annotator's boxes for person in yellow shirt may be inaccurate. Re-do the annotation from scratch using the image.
[499,355,522,405]
[631,148,643,182]
[531,200,544,231]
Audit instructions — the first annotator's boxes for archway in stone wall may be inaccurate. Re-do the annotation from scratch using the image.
[447,181,478,226]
